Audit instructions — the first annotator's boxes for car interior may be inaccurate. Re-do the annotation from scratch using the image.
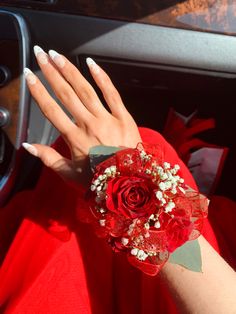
[0,0,235,208]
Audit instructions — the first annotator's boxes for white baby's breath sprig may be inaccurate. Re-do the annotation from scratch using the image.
[154,221,161,229]
[165,201,175,213]
[163,162,171,169]
[145,213,161,229]
[155,190,163,200]
[121,237,129,246]
[91,164,119,205]
[99,219,106,227]
[131,248,148,261]
[179,186,186,194]
[140,149,152,161]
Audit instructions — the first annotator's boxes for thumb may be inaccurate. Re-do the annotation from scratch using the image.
[22,142,75,179]
[22,143,91,188]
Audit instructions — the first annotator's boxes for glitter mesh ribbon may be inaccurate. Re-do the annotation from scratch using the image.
[84,143,208,276]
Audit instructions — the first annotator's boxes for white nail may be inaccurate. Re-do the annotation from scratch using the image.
[33,45,48,64]
[23,68,36,85]
[23,68,32,76]
[22,142,38,157]
[86,57,96,66]
[86,57,100,74]
[48,49,60,59]
[33,45,45,56]
[48,49,65,68]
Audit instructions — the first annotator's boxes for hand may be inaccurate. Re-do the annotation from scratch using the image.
[23,46,141,185]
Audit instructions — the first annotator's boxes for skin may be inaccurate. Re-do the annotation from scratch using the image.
[24,48,141,185]
[161,235,236,314]
[24,47,236,313]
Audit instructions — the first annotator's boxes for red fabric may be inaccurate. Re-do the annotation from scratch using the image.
[0,128,221,313]
[163,108,217,163]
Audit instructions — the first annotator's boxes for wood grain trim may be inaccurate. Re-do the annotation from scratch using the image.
[0,40,20,146]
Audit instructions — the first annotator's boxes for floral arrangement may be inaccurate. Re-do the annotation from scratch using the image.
[87,143,208,276]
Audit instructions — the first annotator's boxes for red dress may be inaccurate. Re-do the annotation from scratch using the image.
[0,128,224,313]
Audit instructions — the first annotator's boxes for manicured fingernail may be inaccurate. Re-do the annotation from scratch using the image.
[86,57,100,74]
[22,142,38,157]
[23,68,37,85]
[33,45,48,65]
[48,49,65,68]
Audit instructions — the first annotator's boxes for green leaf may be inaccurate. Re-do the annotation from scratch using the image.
[169,239,202,272]
[89,145,123,171]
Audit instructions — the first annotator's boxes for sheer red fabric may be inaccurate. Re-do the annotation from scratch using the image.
[0,128,221,313]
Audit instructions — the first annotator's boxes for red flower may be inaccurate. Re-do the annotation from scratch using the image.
[87,143,208,276]
[106,176,156,219]
[166,218,192,252]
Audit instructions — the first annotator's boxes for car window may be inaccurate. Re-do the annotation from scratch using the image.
[0,0,235,35]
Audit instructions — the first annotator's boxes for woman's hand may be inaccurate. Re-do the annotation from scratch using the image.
[23,46,141,185]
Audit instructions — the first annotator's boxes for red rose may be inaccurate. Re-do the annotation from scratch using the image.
[106,176,156,219]
[166,218,193,252]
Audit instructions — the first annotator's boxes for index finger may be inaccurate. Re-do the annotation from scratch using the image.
[23,68,79,142]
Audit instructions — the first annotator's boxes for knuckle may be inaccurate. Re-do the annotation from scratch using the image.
[56,87,74,104]
[79,86,95,102]
[42,102,57,119]
[67,64,81,81]
[33,84,45,99]
[101,74,112,88]
[106,89,121,105]
[101,80,120,100]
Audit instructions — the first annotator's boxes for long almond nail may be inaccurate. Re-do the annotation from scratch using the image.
[23,68,37,85]
[86,57,100,74]
[34,45,48,65]
[22,142,38,157]
[48,49,65,68]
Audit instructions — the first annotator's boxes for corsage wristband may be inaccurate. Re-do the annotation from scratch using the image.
[86,143,208,276]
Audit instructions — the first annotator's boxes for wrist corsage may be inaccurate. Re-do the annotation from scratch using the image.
[86,143,208,276]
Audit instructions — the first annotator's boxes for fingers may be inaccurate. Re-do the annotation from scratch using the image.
[47,49,108,117]
[85,58,128,120]
[22,143,89,185]
[23,68,78,142]
[33,46,93,125]
[34,46,129,122]
[23,47,141,185]
[22,142,80,179]
[22,142,67,167]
